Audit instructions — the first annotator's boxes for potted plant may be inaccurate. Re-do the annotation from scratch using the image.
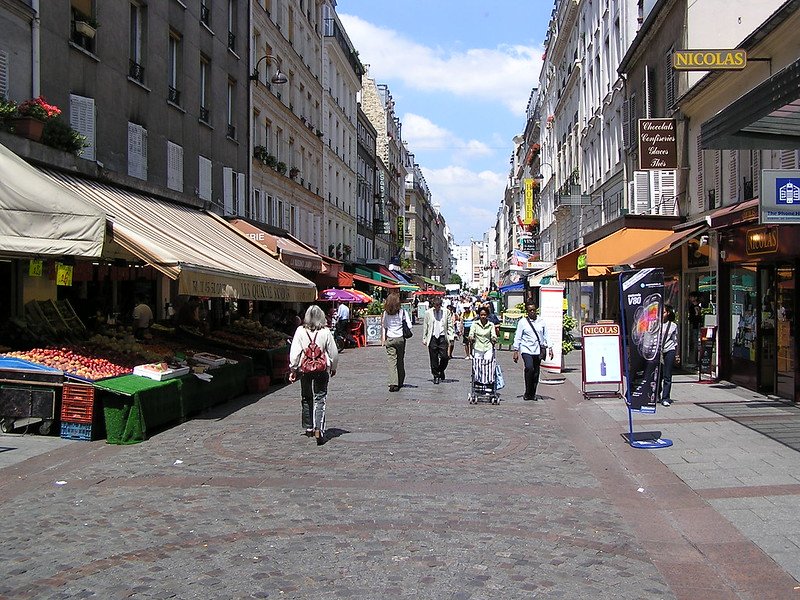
[289,166,300,179]
[253,145,268,162]
[13,96,61,141]
[276,161,287,175]
[75,15,99,39]
[342,244,352,259]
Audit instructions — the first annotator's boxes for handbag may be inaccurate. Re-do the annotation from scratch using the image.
[401,311,413,339]
[527,317,547,360]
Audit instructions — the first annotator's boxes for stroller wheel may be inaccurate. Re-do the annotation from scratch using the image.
[491,396,499,405]
[468,394,475,404]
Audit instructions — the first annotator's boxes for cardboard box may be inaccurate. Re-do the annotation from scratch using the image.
[133,364,191,381]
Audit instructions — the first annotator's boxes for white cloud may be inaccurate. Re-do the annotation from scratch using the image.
[340,15,541,116]
[422,165,507,241]
[402,113,492,162]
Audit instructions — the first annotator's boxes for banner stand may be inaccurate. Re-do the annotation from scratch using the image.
[618,268,673,450]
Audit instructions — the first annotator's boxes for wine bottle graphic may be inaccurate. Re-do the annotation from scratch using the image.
[600,356,607,377]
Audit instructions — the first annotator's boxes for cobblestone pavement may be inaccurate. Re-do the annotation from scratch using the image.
[0,328,798,599]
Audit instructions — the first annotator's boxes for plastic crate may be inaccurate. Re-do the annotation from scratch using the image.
[61,383,96,424]
[60,421,95,441]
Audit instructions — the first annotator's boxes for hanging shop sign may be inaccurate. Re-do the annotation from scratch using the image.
[760,169,800,224]
[745,226,778,256]
[619,268,664,413]
[638,119,677,170]
[577,253,587,270]
[673,49,747,71]
[29,259,43,277]
[56,263,74,287]
[523,178,534,224]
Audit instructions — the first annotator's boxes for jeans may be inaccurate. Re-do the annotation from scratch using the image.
[661,349,676,401]
[428,335,450,378]
[521,353,542,399]
[385,336,406,387]
[300,371,329,432]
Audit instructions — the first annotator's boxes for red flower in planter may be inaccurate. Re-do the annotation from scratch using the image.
[17,96,61,120]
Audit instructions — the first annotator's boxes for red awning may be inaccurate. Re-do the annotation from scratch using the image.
[708,198,759,229]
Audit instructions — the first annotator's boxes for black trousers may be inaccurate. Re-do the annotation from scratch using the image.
[521,353,542,399]
[428,335,450,378]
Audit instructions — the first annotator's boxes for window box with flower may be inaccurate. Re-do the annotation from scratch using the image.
[12,96,62,142]
[75,17,99,39]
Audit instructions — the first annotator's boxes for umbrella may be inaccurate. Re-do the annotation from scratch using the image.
[346,288,374,303]
[319,289,361,303]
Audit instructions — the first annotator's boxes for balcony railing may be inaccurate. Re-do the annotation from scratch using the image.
[168,86,181,105]
[226,124,236,139]
[199,106,210,123]
[200,4,210,26]
[129,60,145,83]
[227,32,236,50]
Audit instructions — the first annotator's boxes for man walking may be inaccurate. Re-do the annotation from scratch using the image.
[422,296,455,384]
[512,302,553,401]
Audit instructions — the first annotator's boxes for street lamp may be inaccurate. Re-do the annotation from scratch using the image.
[534,162,554,180]
[249,55,288,86]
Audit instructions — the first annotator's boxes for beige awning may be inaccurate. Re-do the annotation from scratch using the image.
[40,170,317,302]
[229,219,324,273]
[0,142,106,258]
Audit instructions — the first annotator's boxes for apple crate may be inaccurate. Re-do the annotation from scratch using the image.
[60,382,96,424]
[60,421,96,441]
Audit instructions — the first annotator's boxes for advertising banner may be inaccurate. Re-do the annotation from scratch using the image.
[539,286,563,373]
[760,170,800,224]
[638,119,677,170]
[523,178,534,224]
[619,268,664,412]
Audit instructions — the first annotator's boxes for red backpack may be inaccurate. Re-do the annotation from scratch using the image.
[299,331,327,373]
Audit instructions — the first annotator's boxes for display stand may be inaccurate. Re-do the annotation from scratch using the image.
[580,322,624,400]
[698,326,716,383]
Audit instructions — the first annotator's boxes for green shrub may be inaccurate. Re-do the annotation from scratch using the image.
[562,313,578,355]
[41,117,87,154]
[366,300,384,315]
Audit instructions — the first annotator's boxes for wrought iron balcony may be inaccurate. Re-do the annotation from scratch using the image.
[129,60,145,83]
[199,106,210,123]
[168,86,181,105]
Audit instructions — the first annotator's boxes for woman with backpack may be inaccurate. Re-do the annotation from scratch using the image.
[289,304,339,444]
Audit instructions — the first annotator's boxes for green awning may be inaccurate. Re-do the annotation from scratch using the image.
[415,275,445,290]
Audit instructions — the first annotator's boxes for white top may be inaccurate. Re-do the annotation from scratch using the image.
[661,321,678,353]
[382,309,409,340]
[336,303,350,321]
[289,326,339,372]
[133,303,153,328]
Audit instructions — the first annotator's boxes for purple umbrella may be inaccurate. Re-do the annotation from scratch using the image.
[319,288,360,303]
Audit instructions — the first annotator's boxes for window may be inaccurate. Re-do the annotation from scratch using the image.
[198,155,212,200]
[223,166,234,214]
[226,78,236,138]
[227,0,236,50]
[236,172,245,215]
[129,2,145,83]
[167,141,183,191]
[127,122,148,180]
[0,50,8,100]
[199,55,210,122]
[168,32,181,105]
[70,0,96,53]
[665,47,676,110]
[69,94,96,161]
[200,0,211,27]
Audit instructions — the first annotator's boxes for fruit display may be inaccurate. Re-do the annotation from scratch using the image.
[87,334,167,364]
[181,319,289,351]
[3,347,132,380]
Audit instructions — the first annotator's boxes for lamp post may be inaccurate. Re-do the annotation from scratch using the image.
[249,55,288,86]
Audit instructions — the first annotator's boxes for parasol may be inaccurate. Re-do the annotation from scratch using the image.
[346,288,374,303]
[319,288,361,303]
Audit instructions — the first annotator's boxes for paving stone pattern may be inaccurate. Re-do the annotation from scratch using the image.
[0,327,797,599]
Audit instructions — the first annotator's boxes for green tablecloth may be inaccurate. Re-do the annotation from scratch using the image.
[96,375,182,445]
[178,360,252,417]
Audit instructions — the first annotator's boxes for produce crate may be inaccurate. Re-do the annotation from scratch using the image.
[60,382,96,424]
[60,421,96,441]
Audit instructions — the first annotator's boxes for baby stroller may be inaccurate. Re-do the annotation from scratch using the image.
[468,349,498,405]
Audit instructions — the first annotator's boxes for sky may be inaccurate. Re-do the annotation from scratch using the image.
[338,1,550,246]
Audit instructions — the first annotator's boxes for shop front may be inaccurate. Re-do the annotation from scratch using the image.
[716,214,799,401]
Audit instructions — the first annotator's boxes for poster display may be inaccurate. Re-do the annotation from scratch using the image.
[619,268,665,413]
[539,286,563,372]
[364,315,383,346]
[582,323,623,384]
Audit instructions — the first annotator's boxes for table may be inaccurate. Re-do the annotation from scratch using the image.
[178,360,252,417]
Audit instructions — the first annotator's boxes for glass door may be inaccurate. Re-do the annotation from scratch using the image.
[776,266,795,400]
[758,267,776,393]
[729,265,757,390]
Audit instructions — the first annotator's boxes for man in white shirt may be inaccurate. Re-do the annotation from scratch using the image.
[132,297,154,340]
[335,300,350,338]
[422,296,455,384]
[512,302,553,401]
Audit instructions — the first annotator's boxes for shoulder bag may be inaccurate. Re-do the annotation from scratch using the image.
[401,311,413,339]
[527,317,547,360]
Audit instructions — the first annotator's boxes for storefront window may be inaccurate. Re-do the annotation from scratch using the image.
[684,271,716,367]
[731,266,757,362]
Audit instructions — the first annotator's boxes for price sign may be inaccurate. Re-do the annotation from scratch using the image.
[29,259,43,277]
[56,263,74,286]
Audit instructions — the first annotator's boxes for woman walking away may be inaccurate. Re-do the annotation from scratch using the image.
[660,304,678,406]
[382,293,410,392]
[469,305,498,359]
[289,305,338,444]
[512,302,553,401]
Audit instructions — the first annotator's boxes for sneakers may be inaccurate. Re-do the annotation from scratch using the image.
[389,385,400,392]
[661,399,671,406]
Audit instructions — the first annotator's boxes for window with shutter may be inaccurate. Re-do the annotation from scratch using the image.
[70,94,96,161]
[728,150,739,202]
[753,150,760,198]
[654,169,677,215]
[236,172,246,216]
[0,50,8,100]
[127,122,147,180]
[252,189,261,221]
[166,141,183,192]
[622,98,630,149]
[780,150,798,170]
[696,134,704,212]
[714,151,722,207]
[631,170,650,214]
[223,167,234,215]
[664,47,676,110]
[198,155,212,200]
[643,66,653,119]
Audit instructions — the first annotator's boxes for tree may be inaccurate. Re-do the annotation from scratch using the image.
[449,273,462,285]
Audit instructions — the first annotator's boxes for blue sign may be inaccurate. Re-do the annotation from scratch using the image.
[776,178,800,205]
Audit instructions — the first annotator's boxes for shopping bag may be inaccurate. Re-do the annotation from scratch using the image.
[495,364,505,390]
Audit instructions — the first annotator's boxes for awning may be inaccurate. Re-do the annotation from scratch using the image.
[351,272,399,289]
[556,247,582,281]
[40,170,317,302]
[499,281,524,293]
[229,219,324,273]
[701,57,800,150]
[709,198,760,229]
[414,275,445,290]
[623,225,708,267]
[0,142,106,258]
[385,268,419,291]
[528,264,560,287]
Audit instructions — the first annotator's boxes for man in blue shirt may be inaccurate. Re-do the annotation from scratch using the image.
[512,303,553,401]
